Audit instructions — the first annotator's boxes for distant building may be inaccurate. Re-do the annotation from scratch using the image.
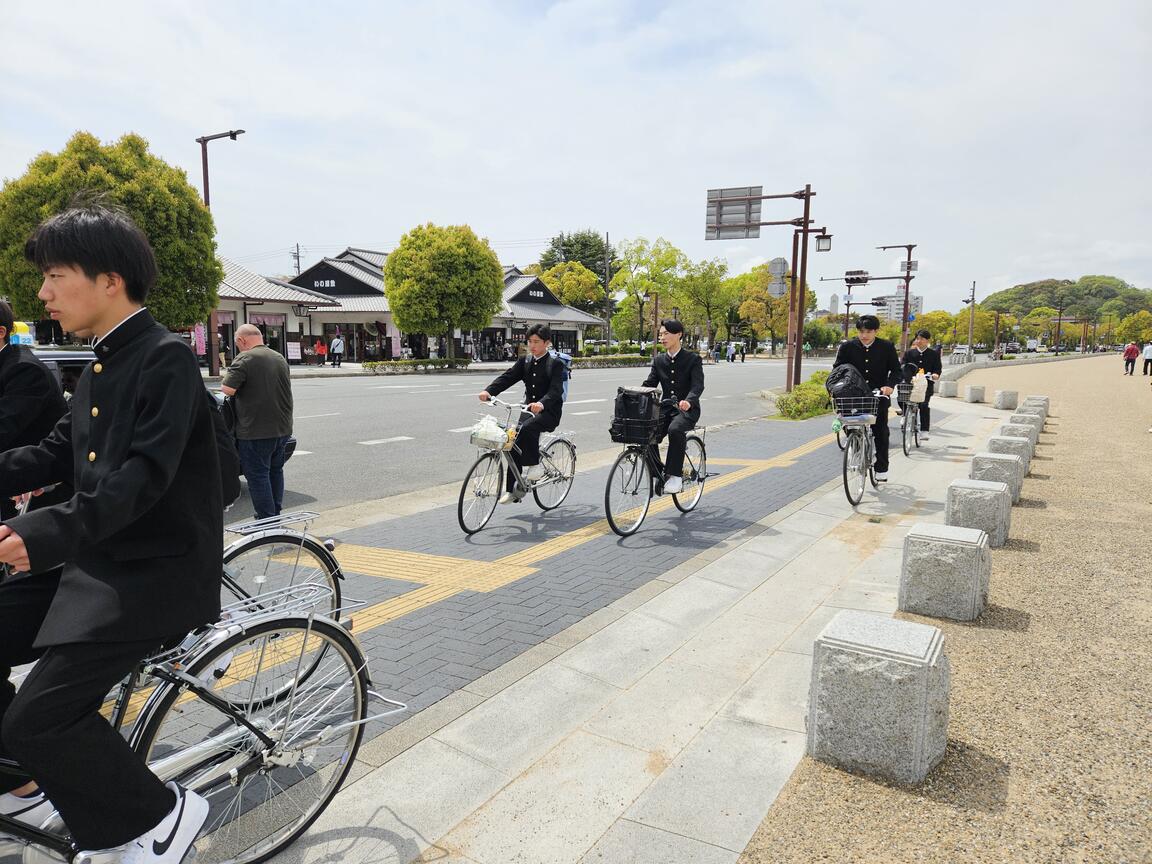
[829,293,840,316]
[875,293,924,322]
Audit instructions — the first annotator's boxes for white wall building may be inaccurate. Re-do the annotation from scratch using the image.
[874,292,923,322]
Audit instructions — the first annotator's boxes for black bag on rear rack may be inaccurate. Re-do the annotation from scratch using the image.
[610,386,661,444]
[824,364,870,400]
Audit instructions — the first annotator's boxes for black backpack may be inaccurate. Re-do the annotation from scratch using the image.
[205,390,242,507]
[824,364,870,400]
[610,387,661,444]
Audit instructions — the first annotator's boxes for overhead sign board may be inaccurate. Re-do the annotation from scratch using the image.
[705,186,763,240]
[768,257,788,276]
[901,260,919,271]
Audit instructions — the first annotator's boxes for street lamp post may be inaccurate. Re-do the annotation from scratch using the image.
[194,129,245,376]
[877,243,917,352]
[961,281,977,363]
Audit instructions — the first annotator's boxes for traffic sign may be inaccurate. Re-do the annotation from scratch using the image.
[768,257,788,277]
[705,186,763,240]
[901,260,919,272]
[908,314,916,322]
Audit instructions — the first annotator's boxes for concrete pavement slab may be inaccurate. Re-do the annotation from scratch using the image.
[721,650,813,733]
[633,573,745,630]
[669,609,797,678]
[577,819,738,864]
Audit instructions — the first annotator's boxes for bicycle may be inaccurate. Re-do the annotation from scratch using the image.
[895,382,922,456]
[222,511,344,616]
[457,396,577,534]
[0,583,404,864]
[604,401,707,537]
[831,392,887,506]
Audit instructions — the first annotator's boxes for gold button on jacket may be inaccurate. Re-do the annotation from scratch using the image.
[93,363,103,373]
[88,451,96,462]
[91,407,99,417]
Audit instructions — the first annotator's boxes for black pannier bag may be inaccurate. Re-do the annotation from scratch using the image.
[824,364,870,400]
[610,386,661,444]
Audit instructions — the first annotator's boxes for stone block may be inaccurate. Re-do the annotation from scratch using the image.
[946,478,1012,547]
[970,451,1024,503]
[1024,394,1050,409]
[992,390,1018,411]
[1000,423,1038,450]
[807,610,950,785]
[988,435,1033,474]
[964,385,985,403]
[899,523,991,621]
[937,380,958,398]
[1008,413,1044,432]
[1016,403,1046,422]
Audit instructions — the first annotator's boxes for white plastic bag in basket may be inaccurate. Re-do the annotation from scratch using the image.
[470,413,505,444]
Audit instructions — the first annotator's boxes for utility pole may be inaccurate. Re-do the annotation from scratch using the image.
[876,243,917,352]
[967,281,976,363]
[291,243,302,276]
[604,232,612,344]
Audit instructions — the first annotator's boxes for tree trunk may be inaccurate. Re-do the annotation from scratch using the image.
[445,333,455,361]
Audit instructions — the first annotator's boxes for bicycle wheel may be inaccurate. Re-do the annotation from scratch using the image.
[533,438,576,510]
[835,426,846,451]
[133,617,369,864]
[458,451,503,534]
[222,533,342,616]
[842,431,867,505]
[913,406,922,449]
[902,407,915,457]
[605,448,652,536]
[672,436,707,513]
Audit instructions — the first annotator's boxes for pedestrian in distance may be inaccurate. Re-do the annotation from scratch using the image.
[727,342,736,363]
[833,314,902,482]
[222,323,294,520]
[0,201,222,863]
[901,328,942,441]
[740,343,746,362]
[1122,342,1138,374]
[329,333,345,368]
[314,338,326,366]
[479,323,565,505]
[1142,341,1152,376]
[641,319,704,494]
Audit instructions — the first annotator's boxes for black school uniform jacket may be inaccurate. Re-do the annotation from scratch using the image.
[486,353,565,428]
[901,346,942,378]
[0,344,69,521]
[833,337,902,391]
[0,311,223,646]
[642,350,705,417]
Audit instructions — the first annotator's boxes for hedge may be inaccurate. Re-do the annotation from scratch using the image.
[774,371,833,420]
[571,354,650,369]
[362,358,473,374]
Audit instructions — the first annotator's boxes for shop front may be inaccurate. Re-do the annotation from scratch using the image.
[250,313,287,355]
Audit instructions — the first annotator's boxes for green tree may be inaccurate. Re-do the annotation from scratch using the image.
[0,131,222,328]
[609,237,685,342]
[912,310,955,344]
[670,258,731,344]
[1019,306,1058,341]
[383,223,504,360]
[735,264,815,351]
[538,261,604,314]
[1117,310,1152,343]
[539,229,616,287]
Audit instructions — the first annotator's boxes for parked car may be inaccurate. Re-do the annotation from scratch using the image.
[1005,341,1021,353]
[32,346,295,468]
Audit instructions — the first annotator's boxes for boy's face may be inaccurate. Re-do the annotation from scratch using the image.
[857,327,878,345]
[659,327,681,350]
[38,264,110,338]
[526,334,549,358]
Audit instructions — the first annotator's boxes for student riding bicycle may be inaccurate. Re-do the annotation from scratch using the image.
[478,323,565,504]
[832,315,902,482]
[641,320,704,494]
[900,328,942,441]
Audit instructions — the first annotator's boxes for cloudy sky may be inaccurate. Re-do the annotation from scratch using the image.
[2,0,1148,311]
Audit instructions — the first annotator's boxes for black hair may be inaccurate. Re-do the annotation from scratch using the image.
[915,329,932,340]
[855,314,880,331]
[526,323,552,342]
[661,319,685,335]
[0,300,13,343]
[24,199,157,304]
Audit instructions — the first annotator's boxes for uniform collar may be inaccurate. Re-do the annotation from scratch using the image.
[94,308,155,359]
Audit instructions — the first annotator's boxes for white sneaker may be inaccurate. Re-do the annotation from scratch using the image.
[664,476,684,494]
[0,789,55,835]
[498,486,524,505]
[919,432,930,441]
[875,472,889,482]
[76,782,208,864]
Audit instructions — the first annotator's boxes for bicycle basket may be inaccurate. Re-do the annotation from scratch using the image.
[897,380,927,404]
[469,415,516,450]
[834,395,880,417]
[611,387,661,444]
[609,417,661,445]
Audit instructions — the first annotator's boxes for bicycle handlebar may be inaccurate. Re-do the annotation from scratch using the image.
[485,396,531,412]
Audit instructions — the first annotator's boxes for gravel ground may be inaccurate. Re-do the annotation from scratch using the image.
[739,355,1151,864]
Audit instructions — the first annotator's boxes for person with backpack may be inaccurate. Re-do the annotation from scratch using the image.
[832,315,902,481]
[901,328,942,440]
[641,319,705,494]
[479,323,565,504]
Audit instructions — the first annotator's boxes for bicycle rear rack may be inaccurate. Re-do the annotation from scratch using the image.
[225,511,322,535]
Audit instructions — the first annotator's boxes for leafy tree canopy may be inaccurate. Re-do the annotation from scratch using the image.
[1117,310,1152,343]
[383,223,504,358]
[982,275,1150,320]
[609,237,685,342]
[538,261,604,314]
[539,229,615,286]
[669,258,732,343]
[0,131,223,329]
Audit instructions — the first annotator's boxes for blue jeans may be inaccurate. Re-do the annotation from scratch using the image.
[238,436,290,520]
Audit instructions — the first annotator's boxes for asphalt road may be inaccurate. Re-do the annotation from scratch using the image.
[227,358,836,521]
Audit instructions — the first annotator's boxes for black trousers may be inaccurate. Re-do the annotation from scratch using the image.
[0,573,175,849]
[917,381,935,432]
[331,352,343,367]
[508,413,558,488]
[872,399,892,473]
[1144,359,1152,375]
[1124,358,1135,374]
[648,408,699,477]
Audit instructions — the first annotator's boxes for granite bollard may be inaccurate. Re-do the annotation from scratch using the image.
[937,380,958,398]
[988,435,1033,474]
[1000,423,1039,450]
[993,390,1018,411]
[964,385,985,403]
[1016,403,1046,422]
[899,523,991,621]
[946,478,1012,547]
[807,610,950,785]
[971,451,1024,503]
[1024,395,1050,410]
[1008,413,1044,433]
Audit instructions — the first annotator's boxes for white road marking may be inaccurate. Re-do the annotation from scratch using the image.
[296,412,342,419]
[358,436,414,446]
[449,426,474,433]
[292,450,314,456]
[565,398,607,404]
[571,410,600,415]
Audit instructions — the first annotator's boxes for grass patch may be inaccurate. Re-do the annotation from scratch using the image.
[775,370,833,419]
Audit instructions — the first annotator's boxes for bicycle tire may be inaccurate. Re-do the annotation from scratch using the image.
[458,451,503,534]
[222,533,342,616]
[902,407,914,457]
[533,438,576,511]
[132,616,369,864]
[835,427,846,451]
[842,431,866,505]
[672,436,707,513]
[605,448,652,536]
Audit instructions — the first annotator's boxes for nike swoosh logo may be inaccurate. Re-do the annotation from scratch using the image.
[152,788,186,856]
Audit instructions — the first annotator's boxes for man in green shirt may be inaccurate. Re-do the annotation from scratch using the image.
[222,324,293,519]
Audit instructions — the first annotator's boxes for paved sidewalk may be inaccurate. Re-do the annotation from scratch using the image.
[275,394,1012,864]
